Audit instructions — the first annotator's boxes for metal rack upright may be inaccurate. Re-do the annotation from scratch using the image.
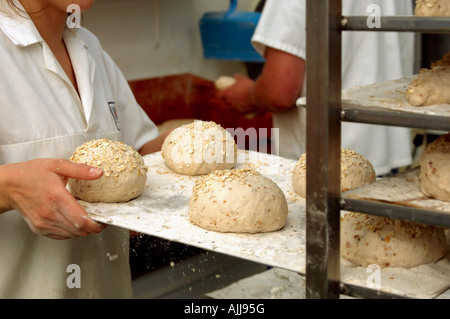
[305,0,450,299]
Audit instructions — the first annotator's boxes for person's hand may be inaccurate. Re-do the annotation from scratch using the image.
[0,158,107,240]
[217,74,259,114]
[139,129,173,155]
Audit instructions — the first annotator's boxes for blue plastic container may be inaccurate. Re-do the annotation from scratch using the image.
[199,0,265,62]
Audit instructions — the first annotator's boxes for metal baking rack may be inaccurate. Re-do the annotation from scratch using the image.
[305,0,450,299]
[340,105,450,131]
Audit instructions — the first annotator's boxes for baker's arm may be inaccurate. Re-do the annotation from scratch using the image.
[0,159,106,239]
[138,130,172,156]
[217,47,306,114]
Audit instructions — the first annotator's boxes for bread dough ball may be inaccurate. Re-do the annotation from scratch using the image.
[157,118,195,134]
[407,53,450,106]
[415,0,450,16]
[68,139,148,203]
[161,120,237,176]
[214,76,236,90]
[188,168,288,233]
[341,212,446,268]
[420,133,450,201]
[292,148,376,198]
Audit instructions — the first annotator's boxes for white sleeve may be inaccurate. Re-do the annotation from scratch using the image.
[251,0,306,60]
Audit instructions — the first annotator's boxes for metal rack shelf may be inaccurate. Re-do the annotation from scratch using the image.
[341,197,450,228]
[340,105,450,131]
[338,281,410,299]
[305,0,450,299]
[342,16,450,33]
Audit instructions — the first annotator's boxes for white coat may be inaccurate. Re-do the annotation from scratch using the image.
[0,6,158,298]
[252,0,415,175]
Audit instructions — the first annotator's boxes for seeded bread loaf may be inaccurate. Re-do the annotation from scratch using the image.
[341,212,446,268]
[188,168,288,233]
[68,139,148,203]
[161,120,237,176]
[292,148,376,198]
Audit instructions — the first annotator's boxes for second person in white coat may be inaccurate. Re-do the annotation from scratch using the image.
[218,0,415,176]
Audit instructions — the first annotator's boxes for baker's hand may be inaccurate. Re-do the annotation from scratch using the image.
[0,158,107,240]
[217,74,259,114]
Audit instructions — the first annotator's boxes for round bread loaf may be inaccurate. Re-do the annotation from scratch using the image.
[68,139,148,203]
[420,133,450,201]
[341,212,446,268]
[292,148,376,198]
[188,168,288,233]
[161,120,237,176]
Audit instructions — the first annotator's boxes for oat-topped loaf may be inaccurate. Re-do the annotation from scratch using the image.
[292,147,376,198]
[68,138,147,203]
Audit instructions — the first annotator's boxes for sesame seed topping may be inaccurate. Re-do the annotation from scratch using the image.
[191,168,260,200]
[70,139,148,177]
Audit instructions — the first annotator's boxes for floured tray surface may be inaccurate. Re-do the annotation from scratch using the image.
[82,150,307,273]
[341,168,450,298]
[296,76,450,117]
[343,167,450,213]
[340,245,450,299]
[81,151,450,298]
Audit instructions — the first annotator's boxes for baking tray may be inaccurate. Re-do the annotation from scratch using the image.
[341,168,450,298]
[343,167,450,216]
[82,150,307,273]
[81,150,450,298]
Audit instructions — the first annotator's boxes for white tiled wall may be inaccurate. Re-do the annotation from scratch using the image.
[83,0,260,81]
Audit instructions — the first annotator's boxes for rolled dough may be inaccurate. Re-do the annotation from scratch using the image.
[68,139,148,203]
[415,0,450,16]
[215,76,236,90]
[420,132,450,201]
[407,52,450,106]
[157,118,195,134]
[161,120,237,176]
[188,168,288,233]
